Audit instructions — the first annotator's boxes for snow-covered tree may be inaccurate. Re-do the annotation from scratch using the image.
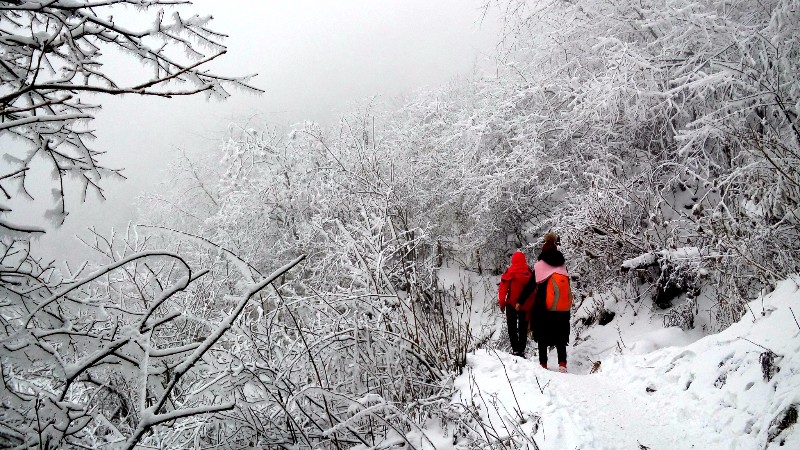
[480,0,799,326]
[0,2,309,448]
[0,0,260,230]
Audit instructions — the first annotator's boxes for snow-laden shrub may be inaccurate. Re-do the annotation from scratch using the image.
[485,0,800,330]
[663,298,698,330]
[0,228,305,449]
[760,350,780,383]
[621,248,703,309]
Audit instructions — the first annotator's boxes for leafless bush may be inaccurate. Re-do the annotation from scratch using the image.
[440,367,541,450]
[663,298,697,330]
[0,229,304,449]
[0,1,260,229]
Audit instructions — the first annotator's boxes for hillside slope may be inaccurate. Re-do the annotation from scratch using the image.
[415,276,800,449]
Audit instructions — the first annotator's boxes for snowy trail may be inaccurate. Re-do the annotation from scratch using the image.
[439,278,800,450]
[543,368,710,450]
[459,352,714,450]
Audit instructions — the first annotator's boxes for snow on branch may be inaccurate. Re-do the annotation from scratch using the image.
[0,0,262,231]
[1,228,307,448]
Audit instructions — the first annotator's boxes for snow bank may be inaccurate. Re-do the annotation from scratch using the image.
[599,276,800,449]
[626,325,704,355]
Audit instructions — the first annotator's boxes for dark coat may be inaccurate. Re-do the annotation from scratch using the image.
[527,249,571,346]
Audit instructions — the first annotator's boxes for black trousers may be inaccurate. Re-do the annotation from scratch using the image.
[506,307,528,356]
[538,340,567,366]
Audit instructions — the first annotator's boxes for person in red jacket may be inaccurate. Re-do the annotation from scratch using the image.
[498,250,533,357]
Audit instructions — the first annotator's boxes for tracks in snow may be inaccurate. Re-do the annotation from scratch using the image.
[462,350,718,450]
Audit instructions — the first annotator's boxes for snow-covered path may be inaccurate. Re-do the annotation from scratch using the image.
[538,364,710,449]
[430,277,800,450]
[457,351,714,450]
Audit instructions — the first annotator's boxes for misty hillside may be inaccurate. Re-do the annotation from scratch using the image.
[1,0,799,449]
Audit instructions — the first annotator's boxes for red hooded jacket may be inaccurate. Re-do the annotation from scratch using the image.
[498,251,533,311]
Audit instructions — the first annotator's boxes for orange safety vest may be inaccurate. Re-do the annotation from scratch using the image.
[544,273,573,311]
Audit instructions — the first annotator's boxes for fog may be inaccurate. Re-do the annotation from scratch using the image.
[17,0,501,266]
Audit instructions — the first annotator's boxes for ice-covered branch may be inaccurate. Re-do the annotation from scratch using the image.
[17,250,191,331]
[123,254,306,448]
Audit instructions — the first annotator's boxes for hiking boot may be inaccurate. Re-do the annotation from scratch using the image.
[558,364,567,373]
[540,364,547,369]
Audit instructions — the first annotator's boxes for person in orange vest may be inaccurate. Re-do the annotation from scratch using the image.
[498,250,533,357]
[528,232,573,372]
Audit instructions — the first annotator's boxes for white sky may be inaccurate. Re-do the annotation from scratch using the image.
[16,0,502,265]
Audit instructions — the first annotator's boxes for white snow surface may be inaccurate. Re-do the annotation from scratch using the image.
[413,276,800,449]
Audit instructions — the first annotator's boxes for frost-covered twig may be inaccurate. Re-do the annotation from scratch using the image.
[490,348,526,423]
[789,307,800,333]
[1,0,262,228]
[123,254,306,449]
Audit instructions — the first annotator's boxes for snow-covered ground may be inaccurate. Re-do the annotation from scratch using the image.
[415,275,800,449]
